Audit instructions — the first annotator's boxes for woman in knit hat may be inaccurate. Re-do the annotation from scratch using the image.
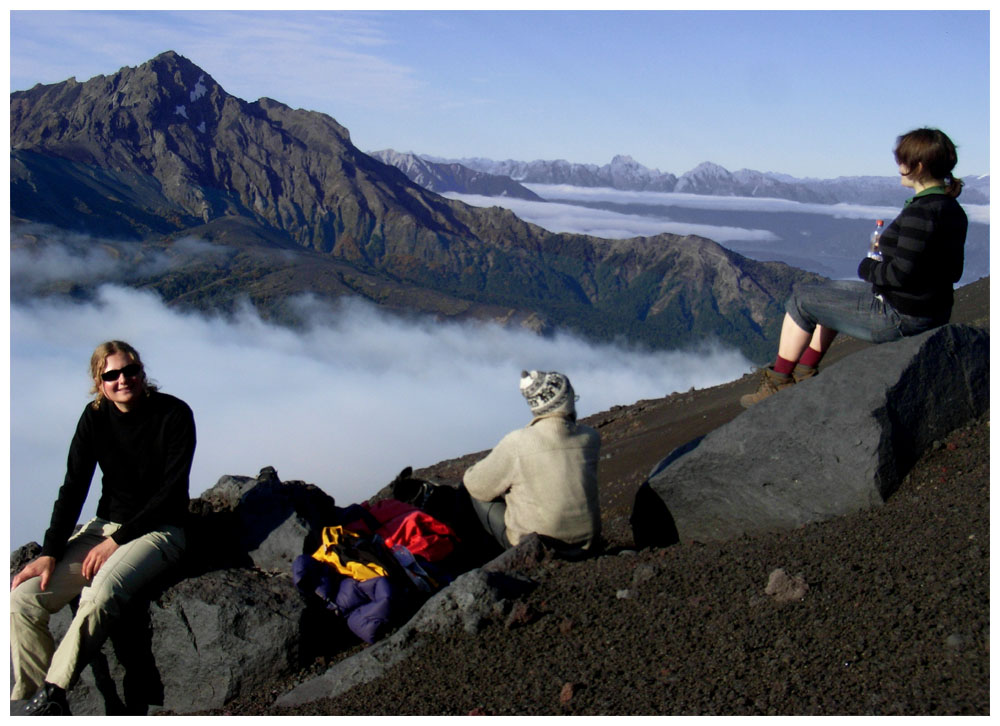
[463,370,601,555]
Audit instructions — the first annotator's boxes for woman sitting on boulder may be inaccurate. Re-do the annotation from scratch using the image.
[741,127,969,407]
[463,370,601,556]
[10,341,196,715]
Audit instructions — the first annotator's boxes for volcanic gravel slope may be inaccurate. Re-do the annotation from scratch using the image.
[204,278,991,716]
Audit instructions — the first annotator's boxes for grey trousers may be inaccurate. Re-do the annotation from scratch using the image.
[9,518,185,698]
[469,497,512,550]
[786,280,945,343]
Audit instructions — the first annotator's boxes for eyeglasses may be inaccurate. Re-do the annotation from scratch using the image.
[101,363,141,382]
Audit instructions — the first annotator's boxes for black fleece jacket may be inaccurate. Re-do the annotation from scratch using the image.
[41,392,196,560]
[857,191,967,321]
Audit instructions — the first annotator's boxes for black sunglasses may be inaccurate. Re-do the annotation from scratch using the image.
[101,363,142,382]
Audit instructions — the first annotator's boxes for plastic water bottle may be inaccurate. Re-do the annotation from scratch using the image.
[867,219,885,261]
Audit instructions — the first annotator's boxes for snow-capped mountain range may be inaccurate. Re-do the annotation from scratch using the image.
[406,153,989,207]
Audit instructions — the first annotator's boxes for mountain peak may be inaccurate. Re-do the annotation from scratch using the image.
[146,50,201,74]
[610,154,638,166]
[133,50,221,100]
[686,161,730,176]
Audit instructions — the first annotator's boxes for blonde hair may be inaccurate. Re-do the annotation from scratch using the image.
[88,340,158,409]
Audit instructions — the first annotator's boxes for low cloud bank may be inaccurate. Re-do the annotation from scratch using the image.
[522,184,991,226]
[11,228,234,297]
[443,192,780,242]
[11,285,752,548]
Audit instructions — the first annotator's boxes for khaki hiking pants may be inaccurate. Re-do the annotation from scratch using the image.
[9,518,185,699]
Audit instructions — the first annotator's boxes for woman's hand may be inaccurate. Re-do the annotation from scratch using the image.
[11,555,56,591]
[857,256,877,281]
[81,538,120,580]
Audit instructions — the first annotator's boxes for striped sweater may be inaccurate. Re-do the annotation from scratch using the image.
[859,189,968,320]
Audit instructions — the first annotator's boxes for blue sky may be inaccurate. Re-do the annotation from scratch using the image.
[8,9,990,179]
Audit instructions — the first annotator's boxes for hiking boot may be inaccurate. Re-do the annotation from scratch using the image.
[792,364,818,383]
[740,367,794,408]
[21,683,71,716]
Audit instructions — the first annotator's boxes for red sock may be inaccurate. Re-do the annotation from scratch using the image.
[773,355,796,375]
[798,347,824,368]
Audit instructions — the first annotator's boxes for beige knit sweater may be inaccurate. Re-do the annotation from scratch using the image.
[463,413,601,549]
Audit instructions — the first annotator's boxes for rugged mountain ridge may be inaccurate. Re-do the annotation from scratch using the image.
[10,50,822,359]
[369,149,543,201]
[433,155,990,205]
[427,154,678,193]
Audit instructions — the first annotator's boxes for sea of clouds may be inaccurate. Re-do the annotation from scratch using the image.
[449,187,992,239]
[445,186,990,283]
[444,191,784,243]
[522,185,991,227]
[10,239,752,547]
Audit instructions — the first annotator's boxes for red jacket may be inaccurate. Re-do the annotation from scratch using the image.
[346,499,459,563]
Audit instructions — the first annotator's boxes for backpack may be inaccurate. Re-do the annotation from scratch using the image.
[310,525,397,581]
[346,499,460,563]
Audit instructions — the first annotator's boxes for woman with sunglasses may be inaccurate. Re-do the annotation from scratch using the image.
[741,128,968,407]
[10,341,196,715]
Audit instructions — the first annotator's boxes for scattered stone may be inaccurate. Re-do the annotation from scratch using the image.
[765,569,809,603]
[482,533,553,574]
[631,563,657,586]
[559,682,576,704]
[616,589,632,599]
[558,618,574,635]
[504,601,538,629]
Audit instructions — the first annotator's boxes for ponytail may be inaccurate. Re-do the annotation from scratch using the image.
[945,176,964,198]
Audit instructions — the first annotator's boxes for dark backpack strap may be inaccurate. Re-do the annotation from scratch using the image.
[337,503,384,534]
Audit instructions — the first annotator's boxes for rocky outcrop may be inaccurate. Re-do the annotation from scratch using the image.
[8,465,525,715]
[40,566,307,715]
[632,324,989,545]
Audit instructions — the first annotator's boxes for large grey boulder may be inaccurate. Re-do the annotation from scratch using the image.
[48,568,305,715]
[196,466,342,573]
[634,324,988,544]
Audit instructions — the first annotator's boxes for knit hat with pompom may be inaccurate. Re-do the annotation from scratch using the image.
[519,370,575,417]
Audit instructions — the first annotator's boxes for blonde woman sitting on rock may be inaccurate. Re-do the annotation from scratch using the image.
[10,341,196,716]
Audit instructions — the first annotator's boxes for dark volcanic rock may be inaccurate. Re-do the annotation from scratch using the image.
[54,568,305,715]
[200,466,341,573]
[635,324,988,544]
[9,542,41,579]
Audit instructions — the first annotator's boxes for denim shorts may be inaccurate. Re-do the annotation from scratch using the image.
[786,280,945,344]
